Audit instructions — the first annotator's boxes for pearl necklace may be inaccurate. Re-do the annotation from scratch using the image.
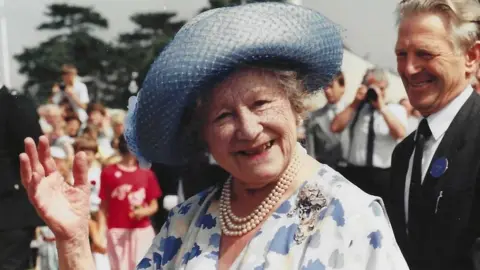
[219,152,301,236]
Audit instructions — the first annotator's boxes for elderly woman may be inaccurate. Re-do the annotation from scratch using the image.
[19,2,408,270]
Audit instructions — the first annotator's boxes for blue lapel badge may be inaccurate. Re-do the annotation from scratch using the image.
[430,157,448,178]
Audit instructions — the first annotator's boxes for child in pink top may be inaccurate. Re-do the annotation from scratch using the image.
[98,135,162,270]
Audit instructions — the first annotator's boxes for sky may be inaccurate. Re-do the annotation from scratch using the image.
[0,0,400,89]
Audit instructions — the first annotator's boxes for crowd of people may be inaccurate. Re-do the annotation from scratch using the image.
[23,65,163,270]
[2,0,480,270]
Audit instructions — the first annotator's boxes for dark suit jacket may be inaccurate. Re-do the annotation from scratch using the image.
[388,91,480,270]
[0,87,44,230]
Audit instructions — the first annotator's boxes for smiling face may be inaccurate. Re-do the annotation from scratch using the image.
[203,69,299,188]
[395,12,478,116]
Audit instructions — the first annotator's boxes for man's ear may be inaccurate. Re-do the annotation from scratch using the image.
[465,41,480,74]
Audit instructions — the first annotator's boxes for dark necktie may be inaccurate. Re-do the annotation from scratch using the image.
[408,118,432,238]
[411,119,432,188]
[366,106,375,167]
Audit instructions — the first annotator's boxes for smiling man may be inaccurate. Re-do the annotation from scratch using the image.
[386,0,480,269]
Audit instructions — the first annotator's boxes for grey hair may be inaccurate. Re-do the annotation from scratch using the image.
[396,0,480,53]
[361,67,389,86]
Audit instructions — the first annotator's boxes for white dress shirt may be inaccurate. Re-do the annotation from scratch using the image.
[404,86,473,223]
[348,103,408,168]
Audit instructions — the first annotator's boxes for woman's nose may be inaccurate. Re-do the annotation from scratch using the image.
[235,109,263,140]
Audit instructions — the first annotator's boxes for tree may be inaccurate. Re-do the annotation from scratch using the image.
[199,0,286,13]
[14,3,115,105]
[111,12,185,107]
[36,4,108,32]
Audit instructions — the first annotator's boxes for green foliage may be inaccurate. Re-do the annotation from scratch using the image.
[116,12,185,86]
[37,4,108,32]
[15,0,286,108]
[14,3,114,105]
[14,3,184,108]
[200,0,286,12]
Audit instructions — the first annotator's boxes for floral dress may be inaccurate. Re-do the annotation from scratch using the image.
[137,165,409,270]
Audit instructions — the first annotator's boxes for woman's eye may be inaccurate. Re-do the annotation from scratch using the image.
[215,112,231,121]
[253,100,270,108]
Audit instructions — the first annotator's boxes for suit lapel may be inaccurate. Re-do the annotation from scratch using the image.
[423,92,478,191]
[389,133,415,247]
[394,135,415,216]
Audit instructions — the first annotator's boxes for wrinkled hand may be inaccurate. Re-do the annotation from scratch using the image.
[20,136,90,242]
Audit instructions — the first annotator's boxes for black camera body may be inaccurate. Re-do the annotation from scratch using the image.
[365,87,378,103]
[59,83,66,92]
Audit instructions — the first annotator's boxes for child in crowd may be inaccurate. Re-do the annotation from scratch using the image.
[110,111,125,141]
[64,114,82,138]
[73,136,110,270]
[87,103,115,159]
[36,226,58,270]
[98,134,162,270]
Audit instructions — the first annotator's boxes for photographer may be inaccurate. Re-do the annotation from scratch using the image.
[331,68,407,200]
[50,64,89,124]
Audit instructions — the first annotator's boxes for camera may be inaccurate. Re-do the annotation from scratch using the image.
[59,83,66,92]
[365,87,378,102]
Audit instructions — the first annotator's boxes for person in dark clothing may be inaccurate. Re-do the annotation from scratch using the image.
[387,1,480,269]
[0,86,44,269]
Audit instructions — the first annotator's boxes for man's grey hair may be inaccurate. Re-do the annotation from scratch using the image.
[395,0,480,53]
[361,67,389,86]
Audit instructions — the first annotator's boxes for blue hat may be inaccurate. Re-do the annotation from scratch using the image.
[125,2,344,166]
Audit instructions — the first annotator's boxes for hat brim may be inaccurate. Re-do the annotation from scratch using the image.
[125,2,344,165]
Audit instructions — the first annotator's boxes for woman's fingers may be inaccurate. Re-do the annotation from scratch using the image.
[27,171,44,204]
[19,153,32,189]
[31,171,43,188]
[24,137,45,177]
[72,151,89,187]
[38,136,57,175]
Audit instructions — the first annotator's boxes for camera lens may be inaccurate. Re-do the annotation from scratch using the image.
[366,88,378,102]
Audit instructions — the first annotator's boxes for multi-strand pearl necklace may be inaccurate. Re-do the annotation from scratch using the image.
[219,151,301,236]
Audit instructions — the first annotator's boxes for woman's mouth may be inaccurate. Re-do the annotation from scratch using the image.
[238,140,274,156]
